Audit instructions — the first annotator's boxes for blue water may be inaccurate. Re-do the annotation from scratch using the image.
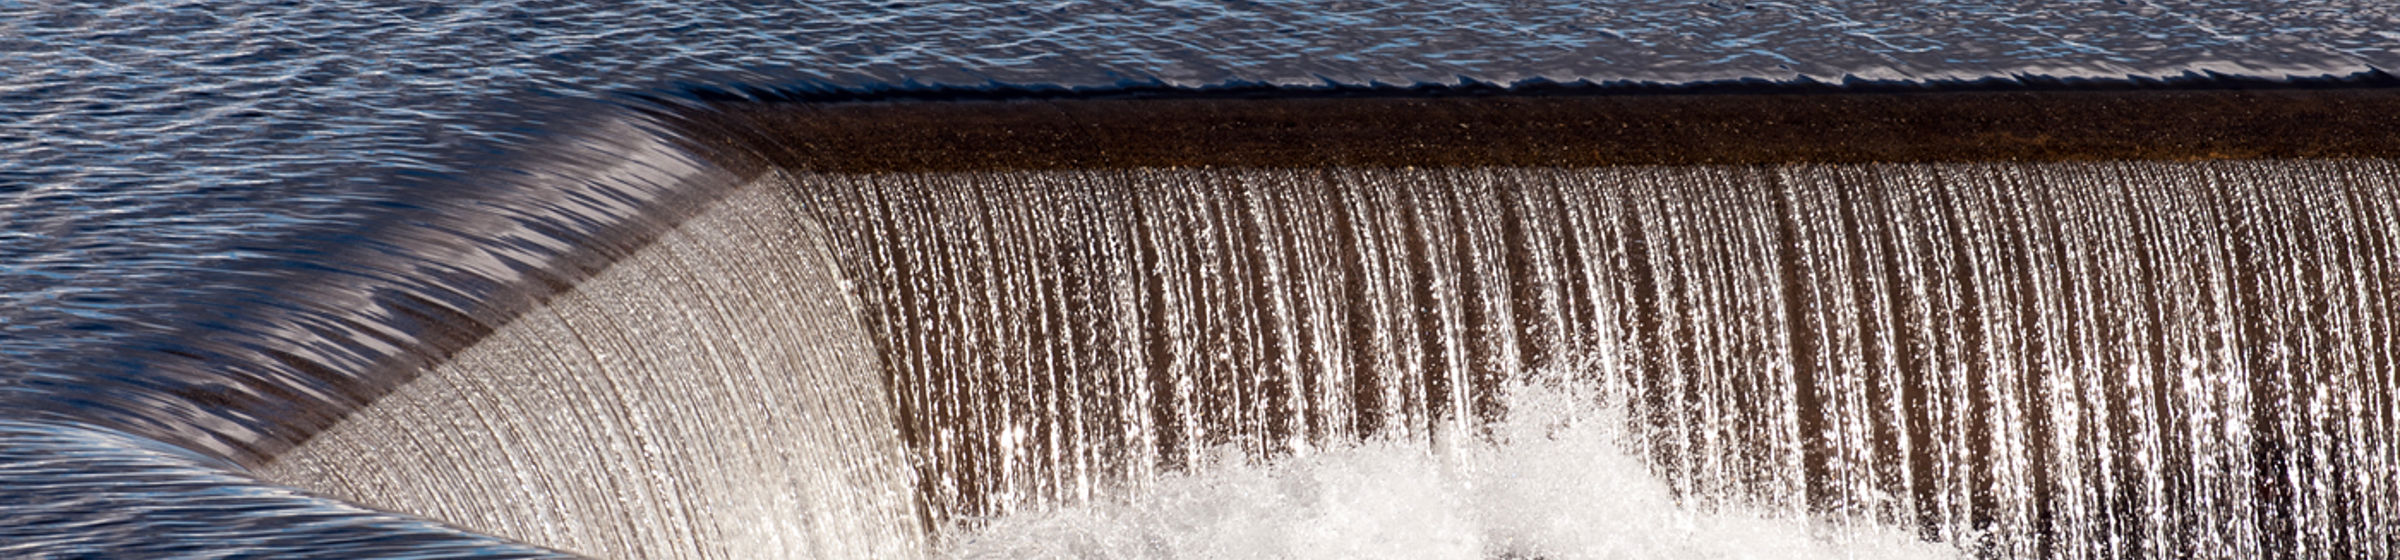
[4,1,2396,556]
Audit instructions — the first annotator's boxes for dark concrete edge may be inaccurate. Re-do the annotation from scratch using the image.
[663,85,2400,174]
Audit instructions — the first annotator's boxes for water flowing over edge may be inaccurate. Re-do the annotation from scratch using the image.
[1,97,761,557]
[11,78,2400,557]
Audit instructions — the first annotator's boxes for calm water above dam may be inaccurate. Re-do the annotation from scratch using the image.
[7,1,2400,558]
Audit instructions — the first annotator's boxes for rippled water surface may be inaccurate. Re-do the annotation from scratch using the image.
[6,1,2399,557]
[8,0,2399,402]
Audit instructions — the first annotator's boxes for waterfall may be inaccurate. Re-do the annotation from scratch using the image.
[788,162,2399,559]
[270,156,2399,559]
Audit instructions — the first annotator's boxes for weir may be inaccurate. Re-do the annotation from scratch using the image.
[248,88,2400,559]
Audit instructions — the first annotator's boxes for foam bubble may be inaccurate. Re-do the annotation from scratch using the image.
[938,382,1964,560]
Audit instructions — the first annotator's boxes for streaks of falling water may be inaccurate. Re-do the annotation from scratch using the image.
[264,183,927,560]
[782,161,2398,558]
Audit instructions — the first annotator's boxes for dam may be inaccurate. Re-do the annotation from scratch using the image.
[10,2,2400,557]
[254,87,2400,558]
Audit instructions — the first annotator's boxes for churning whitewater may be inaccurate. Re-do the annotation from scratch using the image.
[940,381,1964,560]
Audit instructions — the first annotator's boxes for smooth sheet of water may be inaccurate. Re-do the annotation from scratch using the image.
[9,1,2400,557]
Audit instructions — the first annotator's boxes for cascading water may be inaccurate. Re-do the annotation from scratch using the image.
[260,184,928,559]
[785,162,2399,559]
[265,154,2399,558]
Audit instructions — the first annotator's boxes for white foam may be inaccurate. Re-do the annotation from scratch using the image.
[938,382,1964,560]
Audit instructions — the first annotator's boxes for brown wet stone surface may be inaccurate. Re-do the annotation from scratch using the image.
[678,87,2400,172]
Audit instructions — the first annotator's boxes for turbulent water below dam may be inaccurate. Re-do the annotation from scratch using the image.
[259,157,2400,559]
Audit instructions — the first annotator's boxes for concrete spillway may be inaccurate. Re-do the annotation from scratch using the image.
[260,88,2400,559]
[260,182,926,559]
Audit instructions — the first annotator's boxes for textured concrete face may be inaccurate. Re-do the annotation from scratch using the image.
[262,180,927,560]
